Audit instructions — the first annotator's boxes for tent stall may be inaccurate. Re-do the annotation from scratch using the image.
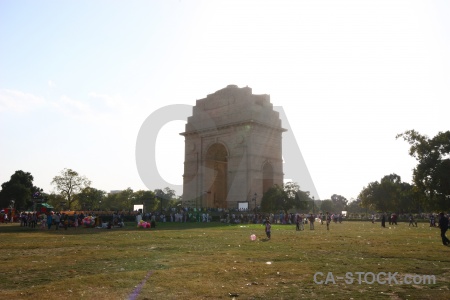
[36,203,54,213]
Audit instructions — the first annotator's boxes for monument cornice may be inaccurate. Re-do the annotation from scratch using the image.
[180,119,287,136]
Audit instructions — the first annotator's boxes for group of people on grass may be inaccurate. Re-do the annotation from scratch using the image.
[264,211,450,246]
[13,211,123,230]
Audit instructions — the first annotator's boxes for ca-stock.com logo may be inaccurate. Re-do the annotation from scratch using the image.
[313,271,436,285]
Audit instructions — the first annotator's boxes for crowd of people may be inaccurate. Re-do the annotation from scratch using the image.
[1,207,449,246]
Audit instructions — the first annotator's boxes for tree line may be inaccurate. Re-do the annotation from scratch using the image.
[0,168,179,212]
[261,130,449,213]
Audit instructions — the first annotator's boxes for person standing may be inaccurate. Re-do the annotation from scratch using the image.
[264,218,271,240]
[30,213,37,229]
[309,214,315,230]
[430,214,436,227]
[40,213,47,230]
[54,213,60,230]
[300,214,305,231]
[62,213,68,230]
[150,214,156,228]
[326,212,331,230]
[47,213,53,230]
[73,212,78,229]
[381,213,386,228]
[438,212,449,246]
[136,212,142,224]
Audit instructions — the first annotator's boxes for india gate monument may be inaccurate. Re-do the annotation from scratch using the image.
[181,85,286,209]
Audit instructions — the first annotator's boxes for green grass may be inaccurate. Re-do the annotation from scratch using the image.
[0,221,449,299]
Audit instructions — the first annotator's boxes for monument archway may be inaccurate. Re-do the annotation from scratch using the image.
[181,85,285,209]
[262,162,274,193]
[204,143,228,208]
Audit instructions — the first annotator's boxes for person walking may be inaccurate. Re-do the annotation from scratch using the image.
[438,212,450,246]
[408,214,417,227]
[391,213,398,225]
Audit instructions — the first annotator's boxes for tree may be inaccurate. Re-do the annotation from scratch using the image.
[0,170,42,210]
[261,184,285,213]
[320,200,334,213]
[295,189,311,211]
[76,187,105,211]
[134,190,157,212]
[330,194,348,212]
[347,198,365,214]
[358,174,405,213]
[46,193,66,211]
[398,182,427,213]
[154,187,176,211]
[103,192,120,211]
[51,168,91,210]
[116,188,135,211]
[260,182,310,213]
[397,130,450,210]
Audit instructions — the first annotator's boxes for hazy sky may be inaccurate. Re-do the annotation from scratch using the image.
[1,0,449,202]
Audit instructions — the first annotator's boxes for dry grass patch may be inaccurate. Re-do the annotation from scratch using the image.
[0,221,448,299]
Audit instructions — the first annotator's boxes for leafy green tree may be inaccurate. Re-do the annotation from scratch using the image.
[154,187,176,211]
[397,130,450,210]
[117,188,135,211]
[0,170,42,210]
[134,190,157,212]
[101,188,136,211]
[295,189,311,211]
[359,174,405,213]
[103,192,120,211]
[347,198,365,213]
[261,182,310,213]
[261,184,285,212]
[397,182,427,213]
[320,200,334,213]
[76,187,105,211]
[330,194,348,212]
[51,168,91,210]
[46,193,66,211]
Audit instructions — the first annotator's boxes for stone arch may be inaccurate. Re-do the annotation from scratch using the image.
[204,143,228,208]
[262,161,274,194]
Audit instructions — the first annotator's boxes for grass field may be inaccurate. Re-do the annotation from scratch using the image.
[0,220,449,300]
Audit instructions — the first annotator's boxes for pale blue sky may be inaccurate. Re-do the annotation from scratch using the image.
[1,0,449,201]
